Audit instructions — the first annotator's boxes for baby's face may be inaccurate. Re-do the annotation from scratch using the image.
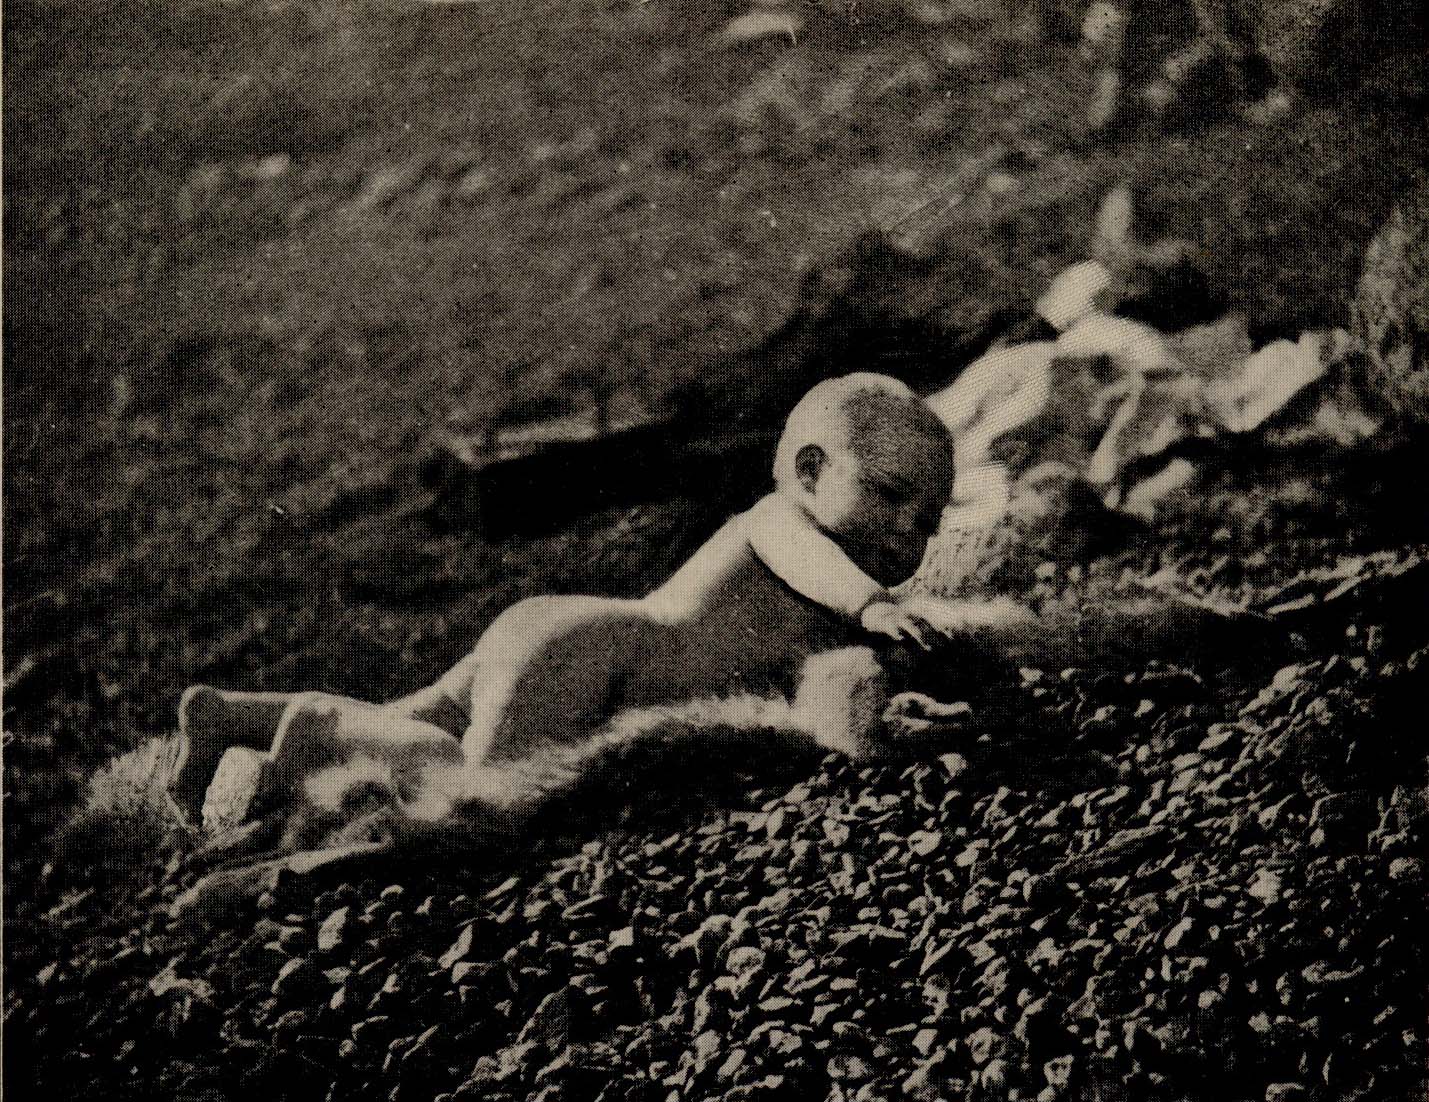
[810,431,953,585]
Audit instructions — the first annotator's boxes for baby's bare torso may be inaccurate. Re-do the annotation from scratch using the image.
[441,508,863,763]
[637,515,859,701]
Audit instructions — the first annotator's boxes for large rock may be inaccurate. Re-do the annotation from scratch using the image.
[1246,0,1429,98]
[1203,329,1337,433]
[910,459,1118,596]
[1353,175,1429,424]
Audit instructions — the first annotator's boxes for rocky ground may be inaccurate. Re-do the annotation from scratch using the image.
[6,0,1429,1098]
[7,529,1428,1102]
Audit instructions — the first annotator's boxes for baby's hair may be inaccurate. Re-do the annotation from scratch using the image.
[774,373,953,489]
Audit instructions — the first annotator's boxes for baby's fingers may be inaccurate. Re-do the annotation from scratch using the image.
[898,615,931,651]
[927,615,961,639]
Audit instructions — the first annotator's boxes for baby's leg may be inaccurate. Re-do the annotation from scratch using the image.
[169,687,308,825]
[453,595,648,765]
[173,648,477,829]
[259,692,465,811]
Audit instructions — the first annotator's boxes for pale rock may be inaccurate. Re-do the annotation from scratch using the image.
[251,152,291,181]
[717,9,803,48]
[271,957,322,1001]
[1388,857,1421,882]
[317,907,352,954]
[1056,314,1179,375]
[1248,868,1283,906]
[1036,261,1114,332]
[927,343,1056,470]
[1093,183,1135,261]
[352,164,419,212]
[1087,68,1122,130]
[517,989,572,1051]
[149,964,216,1003]
[1206,332,1331,433]
[1269,376,1382,448]
[439,925,475,970]
[1080,3,1125,59]
[726,945,767,977]
[985,171,1019,195]
[1119,458,1197,520]
[1085,370,1205,487]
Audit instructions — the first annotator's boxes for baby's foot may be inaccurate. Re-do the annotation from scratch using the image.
[884,693,974,740]
[168,686,237,828]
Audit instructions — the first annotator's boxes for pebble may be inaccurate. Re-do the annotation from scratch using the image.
[1163,916,1195,950]
[317,907,351,954]
[911,1027,940,1057]
[725,945,766,978]
[516,989,571,1051]
[439,925,474,970]
[271,957,323,1001]
[1387,857,1421,882]
[827,1054,873,1083]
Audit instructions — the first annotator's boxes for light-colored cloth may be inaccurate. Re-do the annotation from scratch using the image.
[1036,260,1113,331]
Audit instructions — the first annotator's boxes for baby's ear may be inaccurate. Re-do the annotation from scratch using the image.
[794,444,827,493]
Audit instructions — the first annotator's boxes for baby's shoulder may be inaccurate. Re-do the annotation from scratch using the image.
[645,510,763,611]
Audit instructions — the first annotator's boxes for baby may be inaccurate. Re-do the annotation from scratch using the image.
[169,373,1010,872]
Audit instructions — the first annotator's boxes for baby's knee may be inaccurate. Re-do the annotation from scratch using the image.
[271,693,348,764]
[283,692,345,725]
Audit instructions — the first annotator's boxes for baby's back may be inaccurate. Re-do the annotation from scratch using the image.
[459,509,863,764]
[633,513,860,704]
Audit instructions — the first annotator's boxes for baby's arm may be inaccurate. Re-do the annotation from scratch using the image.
[745,494,1013,648]
[863,594,1039,649]
[744,494,1036,648]
[745,494,887,619]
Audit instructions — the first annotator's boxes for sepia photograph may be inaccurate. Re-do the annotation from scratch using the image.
[4,0,1427,1098]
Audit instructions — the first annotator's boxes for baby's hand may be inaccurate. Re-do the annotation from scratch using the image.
[860,600,950,650]
[898,594,1037,635]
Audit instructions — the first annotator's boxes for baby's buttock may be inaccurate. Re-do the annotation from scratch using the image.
[422,587,850,762]
[441,595,677,756]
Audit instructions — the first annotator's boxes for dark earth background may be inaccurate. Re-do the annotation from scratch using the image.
[4,0,1429,1099]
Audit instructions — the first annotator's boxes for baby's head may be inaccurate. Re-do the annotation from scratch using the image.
[775,373,954,585]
